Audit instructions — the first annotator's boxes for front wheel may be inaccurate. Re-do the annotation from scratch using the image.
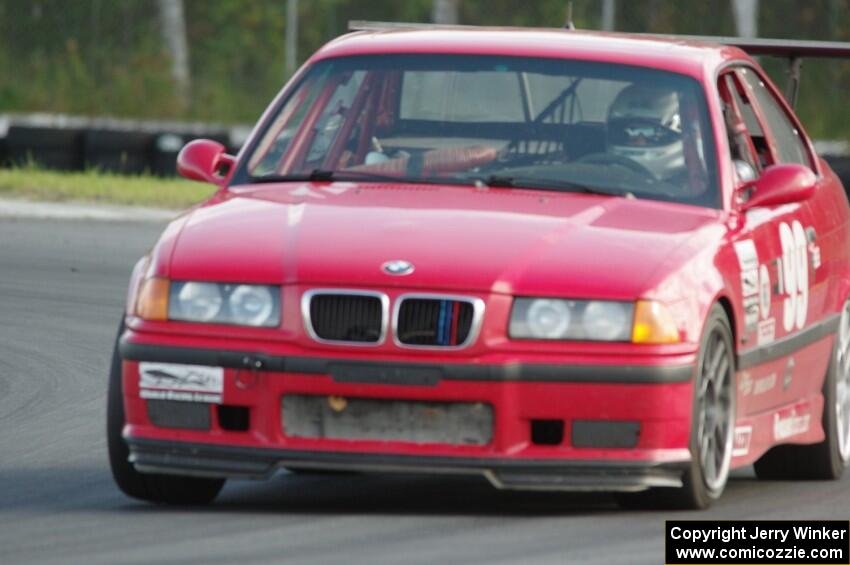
[107,319,225,505]
[618,305,735,510]
[682,306,736,507]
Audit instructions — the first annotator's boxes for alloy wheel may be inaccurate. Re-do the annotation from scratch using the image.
[696,329,734,493]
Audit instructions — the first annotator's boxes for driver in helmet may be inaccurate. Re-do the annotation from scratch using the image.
[606,84,685,181]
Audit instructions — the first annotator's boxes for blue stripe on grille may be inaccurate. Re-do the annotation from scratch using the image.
[436,300,451,346]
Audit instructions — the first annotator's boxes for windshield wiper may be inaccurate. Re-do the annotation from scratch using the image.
[251,169,336,183]
[473,175,633,198]
[251,169,475,186]
[478,175,517,187]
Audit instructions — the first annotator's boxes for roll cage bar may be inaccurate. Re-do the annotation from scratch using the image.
[347,21,850,109]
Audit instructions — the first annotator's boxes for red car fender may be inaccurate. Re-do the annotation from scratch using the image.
[638,221,733,347]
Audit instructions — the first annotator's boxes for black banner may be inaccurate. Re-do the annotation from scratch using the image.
[666,521,849,564]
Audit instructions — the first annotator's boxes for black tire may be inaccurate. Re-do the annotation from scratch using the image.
[107,319,225,505]
[754,304,850,481]
[617,305,735,510]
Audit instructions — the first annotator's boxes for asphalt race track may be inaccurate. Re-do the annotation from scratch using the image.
[2,217,850,565]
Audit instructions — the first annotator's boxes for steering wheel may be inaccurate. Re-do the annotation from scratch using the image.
[575,152,655,179]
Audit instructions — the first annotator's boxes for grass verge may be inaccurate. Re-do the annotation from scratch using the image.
[0,166,217,209]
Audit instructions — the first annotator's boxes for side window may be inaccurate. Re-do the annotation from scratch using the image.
[249,70,332,175]
[725,73,773,169]
[304,71,367,165]
[718,72,759,181]
[739,68,812,168]
[728,79,762,137]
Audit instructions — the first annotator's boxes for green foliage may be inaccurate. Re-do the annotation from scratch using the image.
[0,0,849,140]
[0,164,215,208]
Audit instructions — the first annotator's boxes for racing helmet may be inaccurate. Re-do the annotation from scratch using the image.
[607,84,684,179]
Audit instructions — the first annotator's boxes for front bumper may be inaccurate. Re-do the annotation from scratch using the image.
[128,437,689,492]
[120,338,696,492]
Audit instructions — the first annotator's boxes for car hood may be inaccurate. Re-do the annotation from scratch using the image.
[168,182,719,299]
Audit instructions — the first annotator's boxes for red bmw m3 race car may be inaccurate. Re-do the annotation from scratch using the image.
[108,23,850,509]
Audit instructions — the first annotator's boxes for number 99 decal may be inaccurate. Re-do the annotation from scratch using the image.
[779,220,808,332]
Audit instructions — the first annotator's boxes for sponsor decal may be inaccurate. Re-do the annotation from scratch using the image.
[735,224,812,339]
[732,425,752,457]
[289,184,352,199]
[741,268,758,297]
[757,318,775,346]
[140,389,222,403]
[773,408,810,441]
[739,372,753,396]
[741,372,777,397]
[735,240,760,332]
[740,372,776,397]
[139,362,223,404]
[758,264,771,319]
[753,372,777,396]
[784,357,795,390]
[810,243,821,270]
[290,184,327,199]
[734,239,776,333]
[734,240,759,272]
[743,296,760,329]
[806,226,821,270]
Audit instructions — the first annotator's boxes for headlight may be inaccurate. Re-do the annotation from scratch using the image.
[228,284,275,326]
[510,298,633,341]
[167,281,280,327]
[582,301,631,341]
[174,282,223,322]
[527,299,571,338]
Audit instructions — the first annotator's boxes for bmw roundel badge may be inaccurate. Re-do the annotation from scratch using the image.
[382,260,414,276]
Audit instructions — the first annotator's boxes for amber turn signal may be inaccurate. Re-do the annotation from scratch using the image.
[631,300,680,344]
[135,277,170,321]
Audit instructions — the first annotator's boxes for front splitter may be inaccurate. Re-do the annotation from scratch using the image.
[126,436,688,492]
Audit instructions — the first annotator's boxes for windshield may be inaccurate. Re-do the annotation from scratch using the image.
[242,54,719,207]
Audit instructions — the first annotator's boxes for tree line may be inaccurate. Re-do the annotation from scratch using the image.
[0,0,848,140]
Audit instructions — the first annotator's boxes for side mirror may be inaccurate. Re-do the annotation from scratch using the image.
[176,139,236,186]
[740,164,816,211]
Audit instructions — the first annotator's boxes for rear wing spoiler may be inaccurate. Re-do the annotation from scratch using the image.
[347,21,850,108]
[649,35,850,107]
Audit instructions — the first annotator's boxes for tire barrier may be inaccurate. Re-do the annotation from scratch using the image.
[0,113,250,176]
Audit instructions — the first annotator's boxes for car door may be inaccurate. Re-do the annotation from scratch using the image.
[737,65,835,325]
[728,64,830,424]
[719,69,785,422]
